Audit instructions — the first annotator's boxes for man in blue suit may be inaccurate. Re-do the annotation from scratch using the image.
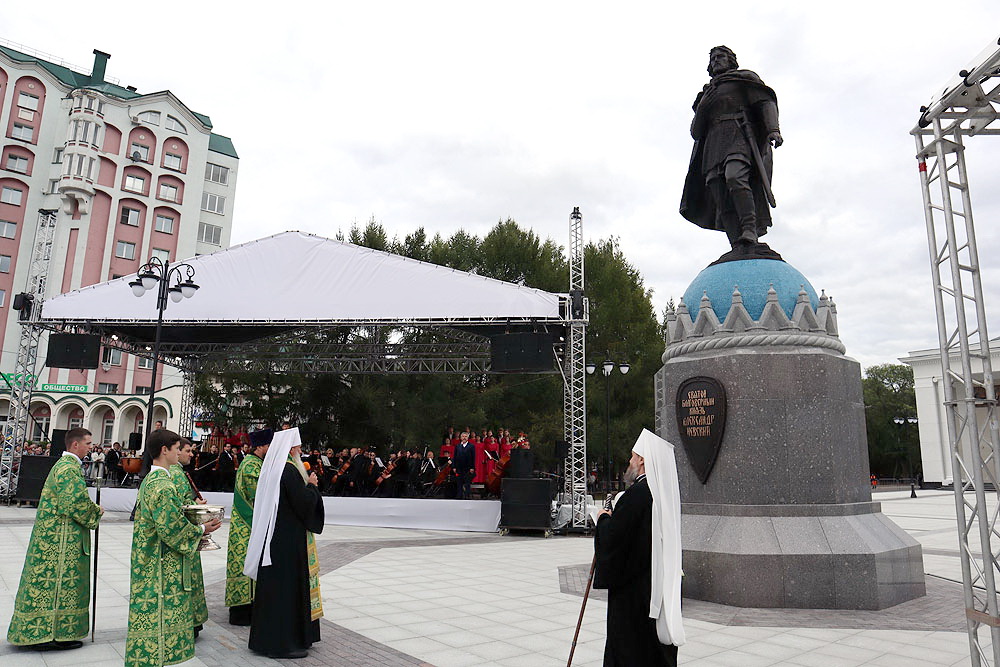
[452,431,476,499]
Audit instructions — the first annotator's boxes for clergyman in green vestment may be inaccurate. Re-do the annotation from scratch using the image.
[225,428,271,626]
[169,438,208,633]
[125,430,222,667]
[7,428,103,652]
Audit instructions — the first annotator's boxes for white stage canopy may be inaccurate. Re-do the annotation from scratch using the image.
[42,231,563,325]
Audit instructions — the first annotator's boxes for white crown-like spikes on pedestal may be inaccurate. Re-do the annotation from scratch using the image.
[663,284,844,361]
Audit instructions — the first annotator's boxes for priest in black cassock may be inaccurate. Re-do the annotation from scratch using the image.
[243,427,325,659]
[594,429,685,667]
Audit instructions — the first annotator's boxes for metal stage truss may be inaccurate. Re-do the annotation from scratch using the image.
[0,209,57,499]
[913,36,1000,667]
[5,213,592,527]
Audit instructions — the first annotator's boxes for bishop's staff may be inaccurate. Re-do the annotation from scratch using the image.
[91,475,102,643]
[567,492,615,666]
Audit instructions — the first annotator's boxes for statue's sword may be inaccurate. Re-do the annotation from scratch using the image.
[737,114,776,208]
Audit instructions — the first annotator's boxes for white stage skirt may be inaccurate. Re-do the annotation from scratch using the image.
[88,487,501,533]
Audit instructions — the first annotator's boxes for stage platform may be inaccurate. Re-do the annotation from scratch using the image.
[88,487,501,532]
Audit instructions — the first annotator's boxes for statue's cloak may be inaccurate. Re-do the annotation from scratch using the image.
[679,69,779,233]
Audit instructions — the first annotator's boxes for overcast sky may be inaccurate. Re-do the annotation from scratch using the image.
[6,2,1000,369]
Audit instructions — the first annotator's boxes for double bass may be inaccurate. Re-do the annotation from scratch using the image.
[485,452,510,496]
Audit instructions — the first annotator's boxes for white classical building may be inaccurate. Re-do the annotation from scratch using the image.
[0,40,238,443]
[899,339,1000,486]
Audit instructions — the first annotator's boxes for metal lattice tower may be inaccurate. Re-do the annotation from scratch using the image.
[179,371,196,440]
[0,209,58,499]
[913,37,1000,667]
[563,206,588,527]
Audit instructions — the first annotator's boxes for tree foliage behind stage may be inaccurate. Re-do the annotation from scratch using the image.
[193,218,663,474]
[862,363,920,479]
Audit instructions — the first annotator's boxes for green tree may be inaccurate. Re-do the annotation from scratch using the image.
[862,363,919,478]
[583,237,662,480]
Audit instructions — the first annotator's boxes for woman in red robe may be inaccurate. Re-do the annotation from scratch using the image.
[483,430,498,479]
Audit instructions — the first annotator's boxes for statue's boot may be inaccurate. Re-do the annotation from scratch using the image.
[732,190,758,244]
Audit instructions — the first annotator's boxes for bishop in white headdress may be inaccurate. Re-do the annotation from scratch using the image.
[594,428,685,666]
[243,427,325,659]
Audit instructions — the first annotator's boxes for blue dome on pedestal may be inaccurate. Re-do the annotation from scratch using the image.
[682,259,818,321]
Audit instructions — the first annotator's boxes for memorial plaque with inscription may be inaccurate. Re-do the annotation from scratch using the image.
[675,376,727,484]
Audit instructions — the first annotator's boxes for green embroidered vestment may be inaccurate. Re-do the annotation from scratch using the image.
[225,453,261,607]
[169,464,208,627]
[124,468,203,667]
[6,454,102,645]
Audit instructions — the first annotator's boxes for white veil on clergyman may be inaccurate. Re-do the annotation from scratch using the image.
[632,428,686,647]
[243,427,301,580]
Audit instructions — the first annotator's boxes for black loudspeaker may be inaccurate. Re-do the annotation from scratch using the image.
[128,432,143,451]
[500,478,553,531]
[555,440,569,459]
[507,448,534,479]
[50,429,67,458]
[490,333,554,373]
[45,333,102,369]
[14,455,59,501]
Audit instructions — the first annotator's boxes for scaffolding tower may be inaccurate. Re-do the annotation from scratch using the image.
[563,207,589,528]
[0,209,57,499]
[913,36,1000,667]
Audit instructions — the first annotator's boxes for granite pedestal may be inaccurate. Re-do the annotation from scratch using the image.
[656,262,925,610]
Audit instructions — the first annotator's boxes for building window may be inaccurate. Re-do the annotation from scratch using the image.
[205,163,229,185]
[0,255,11,273]
[158,183,179,202]
[0,221,16,239]
[129,143,150,162]
[0,289,6,307]
[115,240,136,260]
[31,416,50,441]
[136,386,152,395]
[47,179,59,194]
[5,154,28,174]
[11,124,33,142]
[137,111,160,125]
[18,92,39,111]
[151,248,170,262]
[198,222,222,245]
[53,148,63,164]
[201,192,225,215]
[98,383,119,395]
[71,120,96,144]
[165,115,186,133]
[120,207,140,226]
[102,347,123,366]
[124,174,145,193]
[154,214,174,234]
[102,418,115,443]
[163,153,182,170]
[1,187,23,206]
[69,416,84,429]
[137,356,153,369]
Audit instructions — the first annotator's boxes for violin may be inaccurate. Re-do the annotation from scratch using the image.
[374,457,399,487]
[329,458,352,485]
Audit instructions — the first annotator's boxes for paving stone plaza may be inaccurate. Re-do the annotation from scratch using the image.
[0,489,985,666]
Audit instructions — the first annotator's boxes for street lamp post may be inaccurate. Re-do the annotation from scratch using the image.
[129,258,199,440]
[892,416,919,479]
[586,353,630,493]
